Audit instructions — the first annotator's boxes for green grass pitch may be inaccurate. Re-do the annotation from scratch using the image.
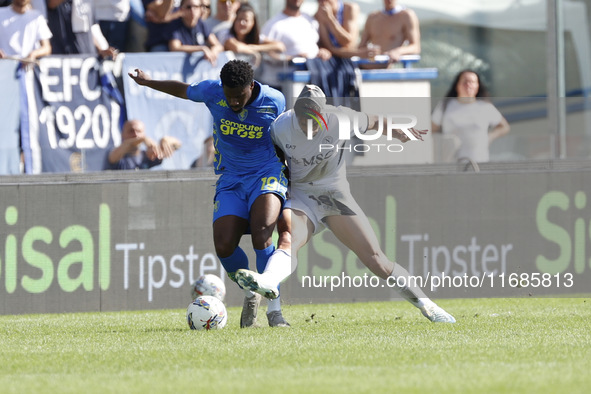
[1,297,590,393]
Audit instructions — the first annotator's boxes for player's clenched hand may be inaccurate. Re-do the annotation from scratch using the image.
[397,127,428,142]
[128,69,151,86]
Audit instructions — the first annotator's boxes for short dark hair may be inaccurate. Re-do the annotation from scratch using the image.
[220,60,254,88]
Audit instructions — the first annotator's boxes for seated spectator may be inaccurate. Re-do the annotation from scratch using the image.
[143,0,180,51]
[431,69,510,163]
[219,3,285,62]
[95,0,130,52]
[168,0,223,64]
[203,0,240,40]
[108,119,181,170]
[359,0,420,64]
[46,0,118,57]
[260,0,363,102]
[0,0,52,66]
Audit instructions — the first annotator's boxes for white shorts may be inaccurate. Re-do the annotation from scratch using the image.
[286,182,364,234]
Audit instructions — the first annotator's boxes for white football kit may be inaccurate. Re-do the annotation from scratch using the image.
[271,106,370,232]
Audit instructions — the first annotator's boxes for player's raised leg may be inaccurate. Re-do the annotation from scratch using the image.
[325,213,455,323]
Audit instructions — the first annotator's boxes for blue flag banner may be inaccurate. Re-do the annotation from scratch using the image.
[24,55,123,173]
[122,51,234,170]
[0,60,22,175]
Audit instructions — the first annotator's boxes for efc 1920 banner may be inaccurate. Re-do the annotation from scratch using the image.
[21,55,124,173]
[0,60,21,175]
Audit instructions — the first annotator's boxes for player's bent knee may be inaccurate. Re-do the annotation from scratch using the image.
[214,242,237,259]
[250,230,275,249]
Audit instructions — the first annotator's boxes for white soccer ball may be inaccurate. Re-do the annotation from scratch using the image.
[190,274,226,301]
[187,295,228,330]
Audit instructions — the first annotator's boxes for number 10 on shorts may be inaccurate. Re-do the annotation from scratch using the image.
[261,177,280,191]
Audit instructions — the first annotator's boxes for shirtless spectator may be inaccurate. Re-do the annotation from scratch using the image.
[359,0,420,64]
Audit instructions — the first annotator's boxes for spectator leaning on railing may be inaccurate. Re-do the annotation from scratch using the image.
[142,0,180,52]
[108,119,181,170]
[315,0,377,60]
[217,2,285,67]
[359,0,420,65]
[167,0,224,64]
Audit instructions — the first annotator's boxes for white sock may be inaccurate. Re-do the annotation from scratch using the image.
[243,288,255,298]
[267,297,281,313]
[390,264,435,309]
[262,249,296,285]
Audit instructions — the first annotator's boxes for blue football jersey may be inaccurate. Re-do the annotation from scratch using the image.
[186,79,286,175]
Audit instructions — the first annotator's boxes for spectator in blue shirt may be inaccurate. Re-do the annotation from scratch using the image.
[143,0,179,51]
[168,0,223,64]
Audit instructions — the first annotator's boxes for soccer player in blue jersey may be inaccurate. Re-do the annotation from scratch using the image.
[128,60,290,328]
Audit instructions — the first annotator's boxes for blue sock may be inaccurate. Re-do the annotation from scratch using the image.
[255,244,275,273]
[219,247,249,279]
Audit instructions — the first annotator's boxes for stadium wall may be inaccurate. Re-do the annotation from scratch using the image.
[1,163,590,315]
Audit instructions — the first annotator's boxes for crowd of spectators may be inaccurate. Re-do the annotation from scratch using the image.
[1,0,510,172]
[1,0,420,76]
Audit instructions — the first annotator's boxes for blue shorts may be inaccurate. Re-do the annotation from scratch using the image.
[213,161,288,224]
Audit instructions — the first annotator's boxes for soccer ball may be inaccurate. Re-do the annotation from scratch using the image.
[190,274,226,301]
[187,295,228,330]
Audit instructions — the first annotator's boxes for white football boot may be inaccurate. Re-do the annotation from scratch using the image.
[235,269,280,300]
[421,304,456,323]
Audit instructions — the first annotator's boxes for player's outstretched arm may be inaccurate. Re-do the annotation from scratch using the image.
[394,127,428,143]
[128,69,189,99]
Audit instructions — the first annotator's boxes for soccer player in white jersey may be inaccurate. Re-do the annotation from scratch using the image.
[236,84,456,323]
